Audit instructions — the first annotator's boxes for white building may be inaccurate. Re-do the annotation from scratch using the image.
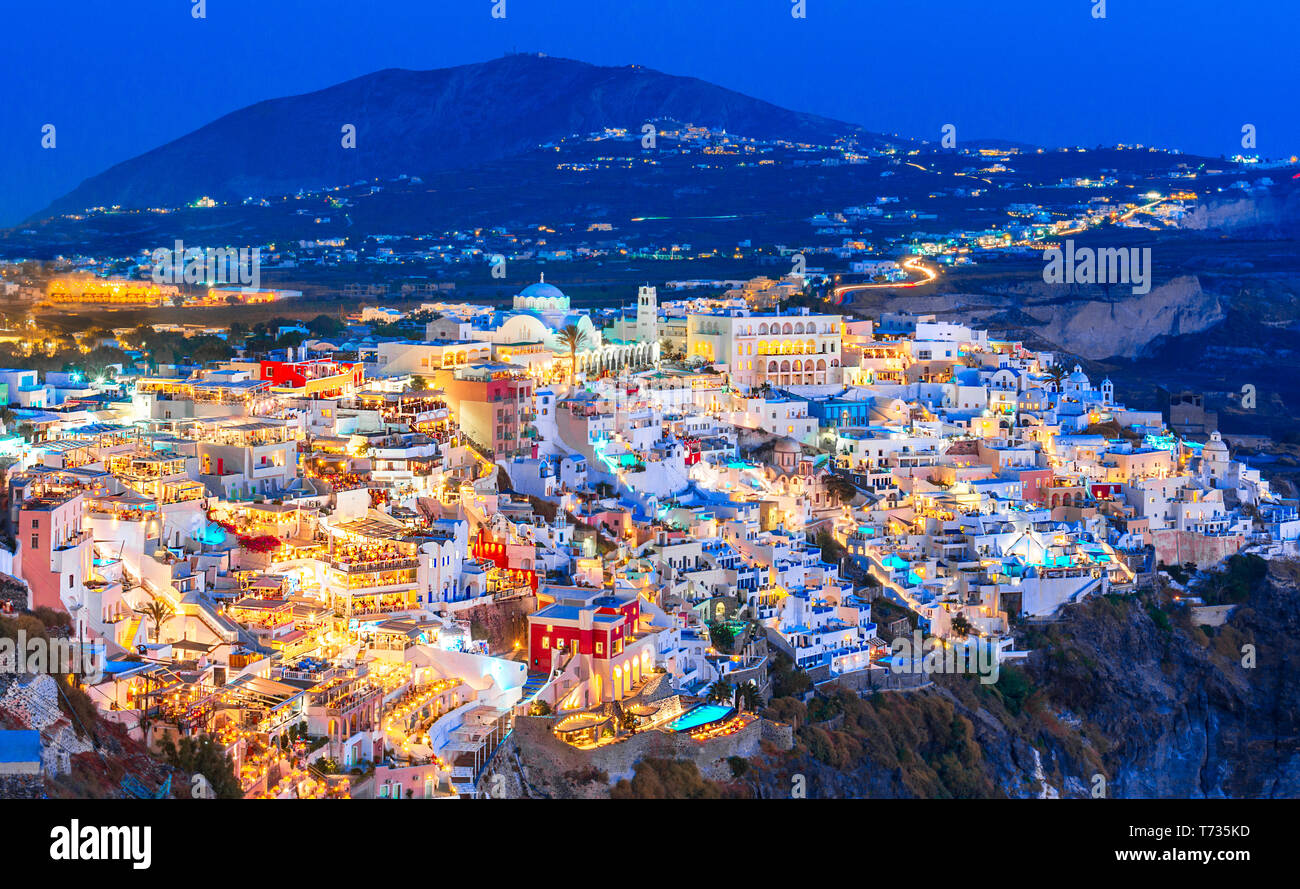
[686,307,842,390]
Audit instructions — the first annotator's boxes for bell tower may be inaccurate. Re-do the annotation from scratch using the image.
[636,284,657,342]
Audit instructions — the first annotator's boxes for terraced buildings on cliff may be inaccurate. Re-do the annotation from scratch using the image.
[1,276,1295,798]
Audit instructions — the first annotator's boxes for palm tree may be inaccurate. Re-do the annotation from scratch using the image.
[737,681,761,712]
[1045,363,1069,393]
[556,324,590,382]
[706,678,734,705]
[951,613,973,638]
[140,599,175,643]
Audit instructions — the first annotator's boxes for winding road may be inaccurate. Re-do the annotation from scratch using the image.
[831,256,939,305]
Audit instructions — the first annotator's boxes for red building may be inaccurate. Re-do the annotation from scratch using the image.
[526,588,654,704]
[470,529,538,592]
[1015,468,1054,505]
[528,589,640,670]
[259,358,362,397]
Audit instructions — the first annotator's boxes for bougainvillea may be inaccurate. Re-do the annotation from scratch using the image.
[237,535,282,553]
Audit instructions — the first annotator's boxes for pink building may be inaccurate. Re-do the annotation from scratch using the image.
[18,481,94,635]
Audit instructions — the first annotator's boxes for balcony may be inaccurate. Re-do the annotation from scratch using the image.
[327,556,418,574]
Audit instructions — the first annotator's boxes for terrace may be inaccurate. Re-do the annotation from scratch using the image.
[193,419,297,447]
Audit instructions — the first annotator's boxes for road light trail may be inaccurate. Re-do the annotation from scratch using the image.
[831,256,939,305]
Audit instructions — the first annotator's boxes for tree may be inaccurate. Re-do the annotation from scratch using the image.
[824,474,858,505]
[951,613,973,637]
[737,681,761,712]
[707,620,736,652]
[556,324,590,381]
[276,331,307,350]
[140,599,174,643]
[157,735,242,799]
[1045,363,1069,393]
[82,346,130,380]
[189,335,233,365]
[307,314,346,338]
[610,758,729,799]
[706,678,734,705]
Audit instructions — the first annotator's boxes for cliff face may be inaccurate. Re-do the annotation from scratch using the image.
[1012,561,1300,798]
[1179,185,1300,238]
[1017,275,1224,360]
[746,560,1300,799]
[885,274,1225,360]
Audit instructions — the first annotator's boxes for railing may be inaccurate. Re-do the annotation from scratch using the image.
[326,556,418,574]
[53,529,94,551]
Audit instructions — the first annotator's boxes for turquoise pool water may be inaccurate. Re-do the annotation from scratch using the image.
[668,704,733,732]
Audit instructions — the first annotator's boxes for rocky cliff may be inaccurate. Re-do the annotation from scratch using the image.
[1179,184,1300,238]
[734,559,1300,799]
[1015,275,1225,360]
[880,274,1225,360]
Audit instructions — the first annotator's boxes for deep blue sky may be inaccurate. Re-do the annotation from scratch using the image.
[3,0,1296,226]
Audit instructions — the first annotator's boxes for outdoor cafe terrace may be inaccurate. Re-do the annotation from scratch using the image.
[190,419,298,447]
[139,378,271,404]
[326,548,419,574]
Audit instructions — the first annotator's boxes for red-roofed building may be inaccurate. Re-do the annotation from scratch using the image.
[259,359,362,397]
[527,587,653,706]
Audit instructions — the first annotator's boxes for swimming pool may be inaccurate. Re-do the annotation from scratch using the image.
[668,704,733,732]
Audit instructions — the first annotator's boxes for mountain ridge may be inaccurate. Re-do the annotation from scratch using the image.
[38,54,906,220]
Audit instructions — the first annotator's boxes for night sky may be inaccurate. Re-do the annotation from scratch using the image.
[3,0,1296,225]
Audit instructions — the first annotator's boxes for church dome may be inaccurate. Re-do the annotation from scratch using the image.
[518,280,566,301]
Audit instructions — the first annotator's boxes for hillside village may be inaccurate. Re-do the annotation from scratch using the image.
[1,276,1295,799]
